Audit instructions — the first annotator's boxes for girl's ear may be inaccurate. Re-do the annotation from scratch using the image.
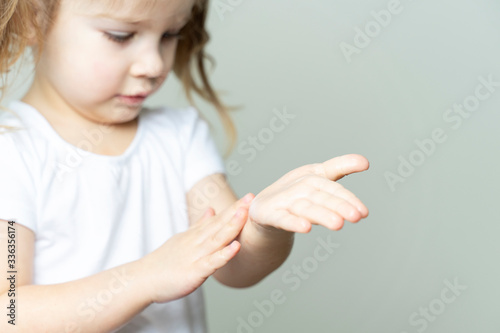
[26,0,45,46]
[26,23,38,46]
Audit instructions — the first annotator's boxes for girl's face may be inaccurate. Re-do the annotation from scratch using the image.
[32,0,195,125]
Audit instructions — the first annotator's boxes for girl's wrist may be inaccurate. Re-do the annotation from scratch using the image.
[248,218,295,242]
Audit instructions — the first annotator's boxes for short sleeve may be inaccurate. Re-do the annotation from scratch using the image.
[182,107,226,193]
[0,133,38,233]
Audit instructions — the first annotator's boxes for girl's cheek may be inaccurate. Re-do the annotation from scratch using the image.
[90,59,124,88]
[92,57,118,77]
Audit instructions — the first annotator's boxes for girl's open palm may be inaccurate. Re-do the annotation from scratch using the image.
[141,196,252,304]
[248,154,370,233]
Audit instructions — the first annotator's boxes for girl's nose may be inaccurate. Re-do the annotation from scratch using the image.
[130,46,165,79]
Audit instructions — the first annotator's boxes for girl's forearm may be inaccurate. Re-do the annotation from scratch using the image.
[0,259,151,332]
[214,220,295,288]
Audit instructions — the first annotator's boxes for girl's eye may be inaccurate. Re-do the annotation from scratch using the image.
[162,31,183,41]
[103,30,183,45]
[104,31,134,44]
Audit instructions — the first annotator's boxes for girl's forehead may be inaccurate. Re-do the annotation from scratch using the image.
[67,0,195,21]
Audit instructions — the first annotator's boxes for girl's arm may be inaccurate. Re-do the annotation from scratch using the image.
[0,195,252,332]
[187,174,294,288]
[187,155,369,288]
[214,211,295,288]
[0,220,150,332]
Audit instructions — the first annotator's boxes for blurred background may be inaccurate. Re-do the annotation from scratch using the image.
[4,0,500,332]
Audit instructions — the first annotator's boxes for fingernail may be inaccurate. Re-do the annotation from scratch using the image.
[234,208,241,218]
[204,208,213,217]
[242,193,253,203]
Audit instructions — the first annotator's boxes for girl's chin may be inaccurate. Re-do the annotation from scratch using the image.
[90,104,142,126]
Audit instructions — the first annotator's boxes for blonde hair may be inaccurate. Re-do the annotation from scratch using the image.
[0,0,34,132]
[0,0,237,156]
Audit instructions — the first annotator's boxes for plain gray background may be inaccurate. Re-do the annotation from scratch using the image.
[4,0,499,332]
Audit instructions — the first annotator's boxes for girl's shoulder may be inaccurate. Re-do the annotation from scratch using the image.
[0,109,40,192]
[0,103,25,133]
[0,123,41,177]
[0,101,45,156]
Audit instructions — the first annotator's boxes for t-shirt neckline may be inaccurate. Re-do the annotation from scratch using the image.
[8,100,145,162]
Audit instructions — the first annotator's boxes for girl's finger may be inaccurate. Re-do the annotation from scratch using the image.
[261,209,312,234]
[208,207,248,247]
[288,198,346,230]
[315,154,369,181]
[192,207,216,228]
[201,207,215,221]
[194,193,252,233]
[307,190,362,223]
[301,175,369,217]
[204,194,253,234]
[198,240,241,277]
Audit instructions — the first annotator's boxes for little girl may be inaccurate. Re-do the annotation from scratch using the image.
[0,0,370,332]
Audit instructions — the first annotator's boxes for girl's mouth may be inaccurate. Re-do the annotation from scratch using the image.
[117,94,148,106]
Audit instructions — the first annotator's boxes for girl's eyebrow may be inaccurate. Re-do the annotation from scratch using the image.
[91,13,144,25]
[90,12,192,26]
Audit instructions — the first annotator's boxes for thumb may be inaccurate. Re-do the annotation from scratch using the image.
[317,154,370,181]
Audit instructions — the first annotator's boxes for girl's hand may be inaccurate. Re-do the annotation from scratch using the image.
[248,154,369,234]
[141,195,253,304]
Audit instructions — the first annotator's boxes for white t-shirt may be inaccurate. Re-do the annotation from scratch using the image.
[0,100,227,332]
